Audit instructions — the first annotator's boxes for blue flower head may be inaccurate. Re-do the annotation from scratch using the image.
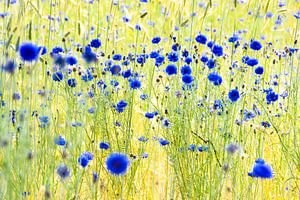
[106,153,130,176]
[52,71,64,82]
[266,91,278,104]
[246,58,259,67]
[99,142,110,150]
[152,36,161,44]
[90,38,101,48]
[207,59,215,69]
[228,89,240,102]
[67,78,77,87]
[255,66,264,75]
[19,42,39,61]
[182,75,194,84]
[129,79,141,89]
[248,158,274,179]
[56,164,70,179]
[167,52,179,62]
[54,135,66,146]
[208,72,222,86]
[159,139,170,146]
[212,45,223,57]
[66,56,77,65]
[165,64,177,75]
[250,40,262,51]
[195,34,207,44]
[116,100,127,113]
[181,65,192,75]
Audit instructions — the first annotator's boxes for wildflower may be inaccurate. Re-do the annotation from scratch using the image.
[152,36,161,44]
[228,89,240,102]
[92,172,99,183]
[182,75,194,84]
[188,144,196,151]
[99,142,110,150]
[159,139,170,146]
[19,42,39,61]
[66,56,77,65]
[212,45,223,57]
[106,153,130,176]
[2,60,16,73]
[181,65,192,75]
[116,100,127,113]
[207,59,215,69]
[129,79,141,89]
[112,54,122,61]
[56,164,70,179]
[198,146,208,152]
[246,58,259,66]
[168,52,179,62]
[54,135,66,146]
[255,66,264,75]
[250,40,262,51]
[266,92,278,103]
[195,34,207,44]
[90,38,101,48]
[67,78,77,87]
[52,71,64,82]
[110,65,121,75]
[208,72,222,86]
[165,64,177,75]
[248,158,274,179]
[82,46,97,63]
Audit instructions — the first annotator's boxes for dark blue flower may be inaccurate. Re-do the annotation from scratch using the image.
[106,153,130,176]
[150,51,159,58]
[198,146,208,152]
[242,56,249,63]
[2,60,16,73]
[110,65,121,75]
[52,71,64,82]
[181,65,192,75]
[54,135,66,146]
[165,64,177,75]
[250,40,262,51]
[167,52,179,62]
[78,154,90,168]
[38,46,47,55]
[145,112,156,119]
[152,36,161,44]
[82,46,97,63]
[56,164,70,179]
[208,72,222,86]
[112,54,122,61]
[51,46,64,54]
[207,59,216,69]
[66,56,77,65]
[184,57,192,64]
[172,44,181,51]
[248,158,274,179]
[155,55,165,66]
[122,69,131,78]
[246,58,259,66]
[116,100,127,113]
[228,36,238,43]
[195,34,207,44]
[266,92,278,103]
[140,94,148,100]
[19,42,39,61]
[99,142,110,150]
[228,89,240,102]
[200,55,208,63]
[188,144,196,151]
[207,41,214,48]
[212,45,223,57]
[159,139,170,146]
[129,79,141,89]
[255,66,264,75]
[90,38,101,48]
[182,75,194,84]
[67,78,77,87]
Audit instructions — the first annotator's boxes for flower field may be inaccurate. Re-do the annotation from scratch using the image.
[0,0,300,199]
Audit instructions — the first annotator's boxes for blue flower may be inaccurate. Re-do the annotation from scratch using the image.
[182,75,194,84]
[78,154,90,168]
[152,36,161,44]
[38,46,47,55]
[106,153,130,176]
[150,51,159,58]
[99,142,110,150]
[112,54,122,61]
[66,56,77,65]
[228,36,238,43]
[116,100,127,113]
[188,144,196,151]
[19,42,39,61]
[248,159,274,179]
[266,92,278,103]
[159,139,170,146]
[172,44,181,51]
[52,71,64,82]
[195,34,207,44]
[67,78,77,87]
[51,46,64,54]
[207,59,215,69]
[56,164,70,179]
[212,45,223,57]
[129,79,141,89]
[181,65,192,75]
[2,60,16,73]
[82,46,97,63]
[184,57,192,64]
[255,66,264,75]
[208,72,222,86]
[228,89,240,102]
[93,172,99,183]
[90,38,101,48]
[250,40,262,51]
[39,116,50,127]
[246,58,259,66]
[122,69,132,78]
[165,64,177,75]
[167,52,179,62]
[145,112,156,119]
[54,135,66,146]
[155,55,165,66]
[201,55,208,63]
[207,41,214,48]
[198,146,208,152]
[110,65,121,75]
[294,11,300,19]
[140,94,148,100]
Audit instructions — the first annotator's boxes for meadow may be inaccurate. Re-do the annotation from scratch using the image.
[0,0,300,199]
